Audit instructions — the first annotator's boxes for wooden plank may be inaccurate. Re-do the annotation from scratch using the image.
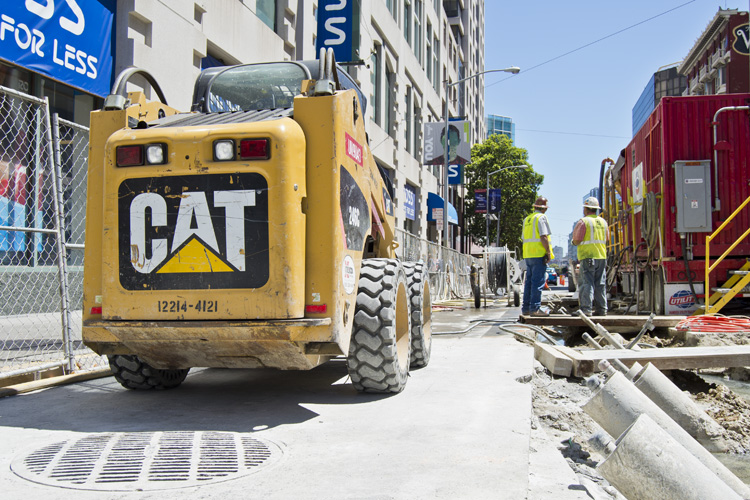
[534,343,573,377]
[520,314,686,329]
[568,345,750,377]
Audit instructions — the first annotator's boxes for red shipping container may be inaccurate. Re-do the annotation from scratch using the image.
[612,94,750,308]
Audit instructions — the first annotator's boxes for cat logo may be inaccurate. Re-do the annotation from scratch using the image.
[118,173,269,290]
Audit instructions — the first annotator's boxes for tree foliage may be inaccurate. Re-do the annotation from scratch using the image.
[464,135,544,253]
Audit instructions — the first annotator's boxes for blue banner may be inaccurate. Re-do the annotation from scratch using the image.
[404,184,416,220]
[316,0,354,63]
[489,188,501,213]
[0,0,115,97]
[447,164,463,185]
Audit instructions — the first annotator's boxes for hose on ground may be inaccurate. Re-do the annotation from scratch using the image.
[432,319,518,335]
[497,323,559,345]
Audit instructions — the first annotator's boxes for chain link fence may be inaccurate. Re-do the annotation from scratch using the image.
[396,228,478,301]
[0,86,105,382]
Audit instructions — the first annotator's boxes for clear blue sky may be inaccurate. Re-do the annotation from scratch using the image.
[483,0,737,254]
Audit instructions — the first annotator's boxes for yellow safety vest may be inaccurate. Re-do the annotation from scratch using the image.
[522,212,547,258]
[577,215,607,260]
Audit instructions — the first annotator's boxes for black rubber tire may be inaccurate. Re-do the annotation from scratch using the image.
[108,354,189,390]
[568,277,576,293]
[513,287,521,307]
[473,284,481,309]
[347,259,411,393]
[404,262,432,369]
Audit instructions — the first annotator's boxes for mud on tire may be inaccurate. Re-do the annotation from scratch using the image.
[404,261,432,368]
[108,354,190,390]
[347,259,411,393]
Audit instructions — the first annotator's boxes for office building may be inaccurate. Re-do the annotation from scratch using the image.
[0,1,486,249]
[486,114,514,143]
[632,65,687,136]
[679,8,749,96]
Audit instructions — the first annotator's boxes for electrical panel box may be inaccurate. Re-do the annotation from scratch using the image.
[674,160,712,233]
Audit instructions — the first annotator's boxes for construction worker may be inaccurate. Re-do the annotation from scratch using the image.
[572,197,610,316]
[521,196,552,316]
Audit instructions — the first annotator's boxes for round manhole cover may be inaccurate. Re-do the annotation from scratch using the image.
[11,431,282,491]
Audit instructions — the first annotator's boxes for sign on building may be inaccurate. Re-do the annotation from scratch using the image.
[404,184,416,220]
[0,0,115,97]
[316,0,354,63]
[423,121,471,166]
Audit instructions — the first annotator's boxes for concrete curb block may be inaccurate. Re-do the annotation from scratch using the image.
[0,369,112,398]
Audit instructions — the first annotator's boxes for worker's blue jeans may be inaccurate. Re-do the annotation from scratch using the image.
[579,258,607,315]
[522,257,547,314]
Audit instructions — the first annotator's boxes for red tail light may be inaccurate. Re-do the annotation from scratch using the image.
[305,304,327,314]
[116,145,143,166]
[239,139,269,160]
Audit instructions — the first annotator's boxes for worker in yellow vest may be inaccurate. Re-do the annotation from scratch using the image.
[521,196,552,316]
[572,197,610,316]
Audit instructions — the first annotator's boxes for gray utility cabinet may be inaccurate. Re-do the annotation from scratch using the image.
[674,160,712,233]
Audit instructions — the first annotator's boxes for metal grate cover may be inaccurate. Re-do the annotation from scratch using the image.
[12,431,282,491]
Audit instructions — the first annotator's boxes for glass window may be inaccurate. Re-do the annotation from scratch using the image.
[405,86,413,154]
[256,0,276,30]
[426,23,433,80]
[413,97,421,160]
[404,0,412,46]
[387,0,398,21]
[444,0,459,17]
[371,48,381,126]
[414,0,423,62]
[207,62,306,112]
[385,69,395,138]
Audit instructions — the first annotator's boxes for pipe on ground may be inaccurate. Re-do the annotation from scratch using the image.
[631,363,730,453]
[595,414,742,500]
[583,370,750,497]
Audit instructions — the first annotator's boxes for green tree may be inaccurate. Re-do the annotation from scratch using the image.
[465,134,544,253]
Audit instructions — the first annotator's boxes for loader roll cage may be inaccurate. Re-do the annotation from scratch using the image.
[190,60,368,116]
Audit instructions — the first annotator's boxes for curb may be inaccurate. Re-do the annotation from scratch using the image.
[0,369,112,398]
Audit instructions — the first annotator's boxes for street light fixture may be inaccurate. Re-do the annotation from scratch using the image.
[485,164,529,252]
[442,66,520,249]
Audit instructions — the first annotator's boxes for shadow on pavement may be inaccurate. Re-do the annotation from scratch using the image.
[0,359,391,434]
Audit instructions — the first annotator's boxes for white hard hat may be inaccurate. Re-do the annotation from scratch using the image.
[583,197,600,209]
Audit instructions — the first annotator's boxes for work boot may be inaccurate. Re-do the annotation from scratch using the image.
[530,310,549,317]
[594,310,607,317]
[521,310,530,316]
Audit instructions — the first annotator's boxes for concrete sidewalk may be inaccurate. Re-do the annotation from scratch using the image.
[0,302,586,499]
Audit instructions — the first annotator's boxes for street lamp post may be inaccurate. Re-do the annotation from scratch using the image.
[485,164,529,252]
[442,66,520,249]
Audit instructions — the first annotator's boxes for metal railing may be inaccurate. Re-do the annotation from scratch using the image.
[704,193,750,314]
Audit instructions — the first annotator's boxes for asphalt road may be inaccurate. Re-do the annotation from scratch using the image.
[0,299,588,499]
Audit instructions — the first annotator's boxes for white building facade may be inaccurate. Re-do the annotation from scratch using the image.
[116,0,486,248]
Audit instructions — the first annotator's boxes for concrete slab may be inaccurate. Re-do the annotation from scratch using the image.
[0,317,536,499]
